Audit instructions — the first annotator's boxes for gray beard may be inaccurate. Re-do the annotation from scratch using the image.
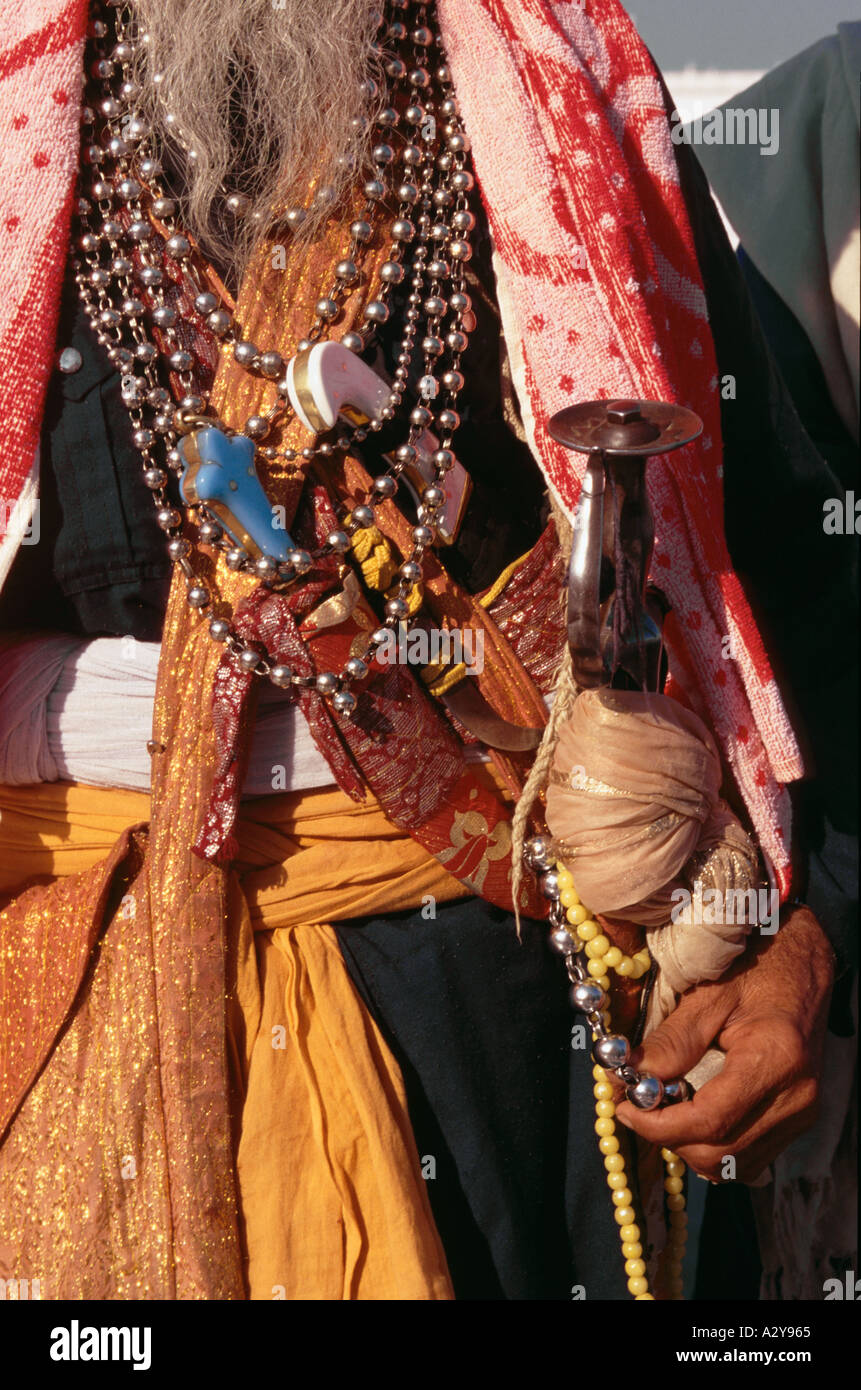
[130,0,382,284]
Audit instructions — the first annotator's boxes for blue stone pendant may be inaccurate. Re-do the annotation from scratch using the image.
[177,424,294,561]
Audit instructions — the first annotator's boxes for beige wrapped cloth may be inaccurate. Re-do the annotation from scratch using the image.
[545,688,762,1078]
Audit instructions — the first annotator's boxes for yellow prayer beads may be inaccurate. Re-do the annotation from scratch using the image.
[553,864,652,982]
[564,863,687,1303]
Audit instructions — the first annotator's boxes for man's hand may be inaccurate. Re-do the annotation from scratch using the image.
[614,907,835,1183]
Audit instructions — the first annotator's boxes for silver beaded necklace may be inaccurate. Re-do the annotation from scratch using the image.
[74,0,477,716]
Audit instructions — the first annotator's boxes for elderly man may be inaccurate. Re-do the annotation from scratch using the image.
[0,0,840,1301]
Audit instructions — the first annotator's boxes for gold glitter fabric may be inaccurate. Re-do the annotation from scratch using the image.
[0,195,457,1300]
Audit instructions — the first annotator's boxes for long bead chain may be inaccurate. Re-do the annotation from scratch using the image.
[74,0,476,715]
[523,836,690,1300]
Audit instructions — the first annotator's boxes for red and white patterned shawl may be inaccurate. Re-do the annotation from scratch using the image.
[0,0,802,889]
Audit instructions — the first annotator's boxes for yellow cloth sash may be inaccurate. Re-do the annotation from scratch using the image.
[0,780,464,1299]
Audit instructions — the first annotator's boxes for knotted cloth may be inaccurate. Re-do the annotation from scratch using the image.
[546,688,761,1050]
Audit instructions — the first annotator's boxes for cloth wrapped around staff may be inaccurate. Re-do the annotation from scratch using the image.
[545,688,762,1073]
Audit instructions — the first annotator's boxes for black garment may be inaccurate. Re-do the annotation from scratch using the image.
[337,897,630,1301]
[0,283,172,641]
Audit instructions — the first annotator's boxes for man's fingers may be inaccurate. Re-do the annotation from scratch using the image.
[627,981,732,1081]
[617,1043,777,1146]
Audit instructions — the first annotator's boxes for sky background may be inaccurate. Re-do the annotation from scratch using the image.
[623,0,851,71]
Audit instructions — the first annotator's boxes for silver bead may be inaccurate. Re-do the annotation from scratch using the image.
[58,348,82,374]
[168,349,193,372]
[315,297,339,321]
[325,530,350,553]
[424,296,447,318]
[399,560,421,585]
[117,177,141,202]
[285,207,307,231]
[663,1078,693,1105]
[372,475,396,498]
[134,342,157,363]
[438,409,460,431]
[626,1074,665,1111]
[335,260,359,284]
[233,341,258,366]
[410,406,432,427]
[288,548,312,573]
[391,219,415,242]
[143,467,167,489]
[593,1035,631,1070]
[351,504,375,529]
[363,300,389,324]
[152,305,177,327]
[226,548,247,570]
[449,239,472,262]
[180,393,204,412]
[524,835,553,870]
[571,980,607,1011]
[132,428,154,450]
[209,618,231,642]
[398,183,420,204]
[167,537,190,560]
[549,927,575,955]
[126,219,152,242]
[245,415,269,439]
[138,157,162,179]
[364,179,386,200]
[138,265,163,287]
[187,585,210,609]
[259,351,283,379]
[198,520,221,542]
[448,132,471,153]
[380,261,404,284]
[350,219,372,243]
[345,657,368,680]
[341,332,364,353]
[395,443,417,466]
[540,871,561,900]
[332,690,357,715]
[207,310,232,336]
[195,291,218,315]
[385,596,409,620]
[422,485,445,508]
[226,192,250,216]
[238,648,261,673]
[111,256,133,276]
[165,233,190,259]
[370,627,390,648]
[372,143,394,165]
[156,507,181,530]
[254,555,278,579]
[412,524,433,546]
[268,664,292,688]
[450,291,472,313]
[316,672,339,695]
